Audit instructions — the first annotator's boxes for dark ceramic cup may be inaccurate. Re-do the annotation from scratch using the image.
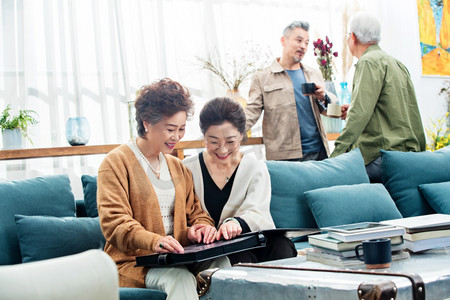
[301,83,316,95]
[355,238,392,269]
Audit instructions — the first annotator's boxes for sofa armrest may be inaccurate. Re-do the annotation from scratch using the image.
[0,250,119,300]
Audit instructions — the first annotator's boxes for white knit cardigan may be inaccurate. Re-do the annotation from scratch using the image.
[183,152,275,231]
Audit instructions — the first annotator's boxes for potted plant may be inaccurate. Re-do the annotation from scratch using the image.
[1,105,38,149]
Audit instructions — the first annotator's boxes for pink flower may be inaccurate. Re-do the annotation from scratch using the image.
[321,59,327,66]
[333,52,338,57]
[326,36,329,43]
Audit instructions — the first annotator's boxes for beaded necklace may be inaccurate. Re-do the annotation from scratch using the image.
[133,139,161,174]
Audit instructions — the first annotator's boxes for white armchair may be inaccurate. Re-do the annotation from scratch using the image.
[0,249,119,300]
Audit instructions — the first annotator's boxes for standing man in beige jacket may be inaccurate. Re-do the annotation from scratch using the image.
[245,21,338,161]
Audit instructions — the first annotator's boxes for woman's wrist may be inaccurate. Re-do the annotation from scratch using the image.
[223,217,240,226]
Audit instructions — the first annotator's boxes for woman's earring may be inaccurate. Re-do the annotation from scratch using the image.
[145,128,148,132]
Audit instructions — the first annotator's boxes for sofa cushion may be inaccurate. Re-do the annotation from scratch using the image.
[266,148,370,228]
[0,175,76,265]
[15,215,105,263]
[381,146,450,217]
[81,175,98,217]
[418,181,450,214]
[304,183,403,228]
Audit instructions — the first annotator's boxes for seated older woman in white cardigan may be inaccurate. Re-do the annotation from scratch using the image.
[183,97,297,265]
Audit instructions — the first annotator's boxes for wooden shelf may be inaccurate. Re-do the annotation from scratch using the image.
[0,134,339,161]
[0,137,264,161]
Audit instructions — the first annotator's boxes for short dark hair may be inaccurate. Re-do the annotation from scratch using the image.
[134,78,194,137]
[199,97,246,135]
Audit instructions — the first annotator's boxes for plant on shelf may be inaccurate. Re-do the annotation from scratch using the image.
[313,36,338,82]
[425,112,449,151]
[196,43,272,91]
[0,105,38,144]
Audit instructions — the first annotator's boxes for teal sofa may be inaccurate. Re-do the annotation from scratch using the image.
[0,175,166,300]
[266,146,450,249]
[2,146,449,299]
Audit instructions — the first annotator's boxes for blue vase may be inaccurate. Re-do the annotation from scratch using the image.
[339,82,351,105]
[66,117,90,146]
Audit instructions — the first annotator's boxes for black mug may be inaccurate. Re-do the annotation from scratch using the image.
[301,83,316,95]
[355,238,392,269]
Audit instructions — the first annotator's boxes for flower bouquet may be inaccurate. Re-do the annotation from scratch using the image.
[313,36,338,81]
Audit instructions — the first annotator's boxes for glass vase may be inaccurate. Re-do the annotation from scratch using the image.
[66,117,90,146]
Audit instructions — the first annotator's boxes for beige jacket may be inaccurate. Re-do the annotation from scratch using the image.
[245,58,337,160]
[97,144,214,288]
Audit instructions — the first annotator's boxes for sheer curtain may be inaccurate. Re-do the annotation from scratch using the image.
[1,0,353,148]
[5,0,424,196]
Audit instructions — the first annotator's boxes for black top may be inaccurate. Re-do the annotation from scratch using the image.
[199,152,250,233]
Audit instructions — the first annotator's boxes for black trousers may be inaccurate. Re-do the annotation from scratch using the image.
[228,234,297,265]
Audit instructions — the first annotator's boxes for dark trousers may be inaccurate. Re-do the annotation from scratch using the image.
[365,156,382,183]
[282,146,328,162]
[228,234,297,265]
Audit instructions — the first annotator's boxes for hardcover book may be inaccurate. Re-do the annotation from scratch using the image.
[311,241,406,258]
[404,228,450,242]
[322,222,406,242]
[308,233,403,252]
[305,248,410,268]
[380,214,450,234]
[135,233,266,267]
[404,236,450,252]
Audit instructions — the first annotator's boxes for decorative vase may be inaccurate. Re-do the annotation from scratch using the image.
[322,81,342,133]
[2,128,23,149]
[226,89,251,137]
[66,117,90,146]
[324,81,337,97]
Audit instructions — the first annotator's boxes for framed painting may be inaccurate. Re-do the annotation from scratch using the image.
[417,0,450,76]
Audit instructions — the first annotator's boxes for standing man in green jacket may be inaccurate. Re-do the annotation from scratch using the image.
[331,12,426,182]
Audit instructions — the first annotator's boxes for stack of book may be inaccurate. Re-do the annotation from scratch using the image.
[381,214,450,252]
[306,222,409,267]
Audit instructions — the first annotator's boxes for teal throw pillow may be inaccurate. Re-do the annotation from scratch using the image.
[81,175,98,218]
[266,148,369,229]
[15,215,105,263]
[418,181,450,214]
[0,175,76,265]
[381,146,450,217]
[304,183,402,228]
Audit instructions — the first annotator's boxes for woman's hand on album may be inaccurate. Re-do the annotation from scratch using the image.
[154,236,184,254]
[188,224,217,245]
[216,220,242,241]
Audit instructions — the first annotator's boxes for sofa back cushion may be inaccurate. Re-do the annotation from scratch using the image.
[266,148,370,229]
[304,183,402,228]
[15,215,105,263]
[0,175,76,265]
[81,175,98,218]
[381,146,450,217]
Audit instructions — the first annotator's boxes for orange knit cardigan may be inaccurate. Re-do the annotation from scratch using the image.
[97,144,214,288]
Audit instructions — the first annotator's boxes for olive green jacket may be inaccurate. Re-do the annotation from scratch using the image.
[331,45,426,164]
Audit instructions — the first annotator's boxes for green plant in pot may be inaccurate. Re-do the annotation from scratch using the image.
[1,105,38,149]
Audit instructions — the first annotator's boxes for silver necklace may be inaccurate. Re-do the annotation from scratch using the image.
[133,139,161,174]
